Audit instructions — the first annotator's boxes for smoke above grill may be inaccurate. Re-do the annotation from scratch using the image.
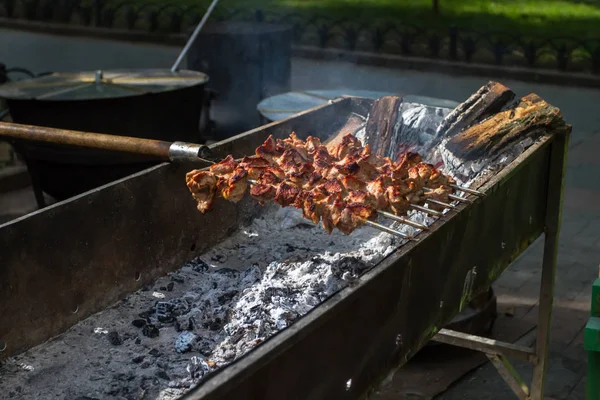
[0,87,553,400]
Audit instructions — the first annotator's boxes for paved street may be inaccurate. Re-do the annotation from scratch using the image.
[1,27,599,399]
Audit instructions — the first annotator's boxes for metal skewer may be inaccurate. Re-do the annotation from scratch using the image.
[450,184,484,197]
[423,187,472,204]
[409,204,443,216]
[377,210,429,230]
[424,198,460,210]
[363,220,417,241]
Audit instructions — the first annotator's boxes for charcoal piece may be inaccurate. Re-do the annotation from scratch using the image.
[142,324,159,338]
[171,275,185,284]
[107,331,122,346]
[155,370,170,381]
[132,319,147,329]
[138,310,153,320]
[135,338,141,345]
[217,291,238,305]
[203,318,223,331]
[141,361,152,369]
[159,286,167,291]
[132,356,145,364]
[211,254,226,263]
[155,299,191,324]
[175,331,197,354]
[149,348,162,357]
[155,302,176,323]
[156,361,169,370]
[191,259,210,273]
[167,282,175,292]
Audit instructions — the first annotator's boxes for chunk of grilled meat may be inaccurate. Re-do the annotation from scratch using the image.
[249,183,276,204]
[239,155,271,180]
[221,166,248,203]
[186,170,217,213]
[274,181,302,207]
[256,135,285,162]
[210,154,237,176]
[332,133,363,159]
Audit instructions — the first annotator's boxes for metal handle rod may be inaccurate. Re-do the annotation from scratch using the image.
[0,121,211,162]
[171,0,221,72]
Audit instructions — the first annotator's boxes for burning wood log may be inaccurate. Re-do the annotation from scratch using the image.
[436,81,516,140]
[364,96,403,158]
[441,93,571,181]
[445,93,570,162]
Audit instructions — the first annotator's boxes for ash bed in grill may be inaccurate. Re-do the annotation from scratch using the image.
[0,84,569,400]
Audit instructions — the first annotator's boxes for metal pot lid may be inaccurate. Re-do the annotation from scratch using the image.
[257,90,461,122]
[0,69,209,101]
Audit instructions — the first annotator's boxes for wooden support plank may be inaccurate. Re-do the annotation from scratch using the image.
[487,354,531,400]
[530,123,571,399]
[432,328,536,363]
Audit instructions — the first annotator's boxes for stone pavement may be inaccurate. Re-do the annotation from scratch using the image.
[1,27,600,399]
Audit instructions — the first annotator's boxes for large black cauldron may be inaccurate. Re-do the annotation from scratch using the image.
[0,69,209,201]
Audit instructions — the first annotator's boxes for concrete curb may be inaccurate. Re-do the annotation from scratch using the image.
[2,17,600,89]
[293,46,600,90]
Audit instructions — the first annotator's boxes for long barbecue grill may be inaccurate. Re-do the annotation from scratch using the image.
[0,82,569,400]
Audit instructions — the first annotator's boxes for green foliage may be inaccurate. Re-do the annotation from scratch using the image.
[148,0,600,39]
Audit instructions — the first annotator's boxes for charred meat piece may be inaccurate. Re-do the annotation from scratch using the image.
[185,170,217,213]
[256,135,284,162]
[221,166,248,203]
[391,152,422,179]
[294,188,327,224]
[366,176,390,210]
[385,185,410,215]
[210,155,237,176]
[317,179,345,196]
[332,133,363,159]
[282,132,311,161]
[274,181,301,207]
[342,175,366,191]
[249,183,276,204]
[305,136,322,153]
[239,155,270,179]
[423,186,451,210]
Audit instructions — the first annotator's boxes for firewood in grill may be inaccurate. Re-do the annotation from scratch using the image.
[436,81,516,140]
[445,93,571,162]
[364,96,403,158]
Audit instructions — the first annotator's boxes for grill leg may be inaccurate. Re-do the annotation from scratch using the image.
[530,128,569,399]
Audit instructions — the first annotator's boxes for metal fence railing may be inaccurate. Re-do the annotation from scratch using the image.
[2,0,600,74]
